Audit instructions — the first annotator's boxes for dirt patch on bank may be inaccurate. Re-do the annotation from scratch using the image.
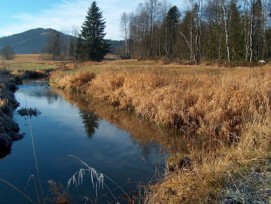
[0,69,22,158]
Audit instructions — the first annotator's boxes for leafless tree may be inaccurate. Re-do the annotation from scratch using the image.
[120,12,130,57]
[220,0,231,62]
[0,46,15,60]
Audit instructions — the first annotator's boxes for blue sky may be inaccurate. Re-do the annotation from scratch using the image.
[0,0,186,40]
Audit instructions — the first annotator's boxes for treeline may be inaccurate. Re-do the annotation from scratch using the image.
[120,0,271,63]
[42,29,77,60]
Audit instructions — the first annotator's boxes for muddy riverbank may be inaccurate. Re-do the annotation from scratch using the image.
[0,70,22,158]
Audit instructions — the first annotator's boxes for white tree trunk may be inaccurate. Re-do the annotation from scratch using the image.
[220,0,231,63]
[180,31,195,62]
[249,10,253,62]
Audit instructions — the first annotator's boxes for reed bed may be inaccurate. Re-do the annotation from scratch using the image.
[50,66,271,203]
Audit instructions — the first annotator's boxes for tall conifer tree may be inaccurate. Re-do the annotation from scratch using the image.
[78,1,110,61]
[229,0,244,61]
[165,6,180,59]
[251,0,264,61]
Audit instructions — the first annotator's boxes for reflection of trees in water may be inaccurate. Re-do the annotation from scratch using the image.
[56,89,188,159]
[47,90,60,105]
[22,84,60,105]
[0,147,11,158]
[0,137,11,159]
[79,111,99,138]
[140,142,162,161]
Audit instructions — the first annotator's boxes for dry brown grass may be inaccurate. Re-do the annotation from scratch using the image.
[50,71,96,92]
[51,67,271,140]
[10,54,43,62]
[49,62,271,203]
[146,117,271,203]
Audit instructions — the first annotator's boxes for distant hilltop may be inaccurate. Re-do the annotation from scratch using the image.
[0,28,122,54]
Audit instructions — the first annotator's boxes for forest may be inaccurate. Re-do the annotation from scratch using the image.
[119,0,271,64]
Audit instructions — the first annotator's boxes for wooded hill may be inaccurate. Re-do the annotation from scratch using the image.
[0,28,122,55]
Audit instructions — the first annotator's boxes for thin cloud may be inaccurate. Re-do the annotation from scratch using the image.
[8,0,88,35]
[1,0,131,39]
[0,0,186,39]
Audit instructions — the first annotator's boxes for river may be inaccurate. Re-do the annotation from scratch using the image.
[0,81,185,203]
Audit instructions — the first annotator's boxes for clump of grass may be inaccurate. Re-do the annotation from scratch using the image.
[50,71,96,92]
[17,107,41,117]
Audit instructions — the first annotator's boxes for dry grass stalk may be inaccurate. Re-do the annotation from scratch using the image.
[0,177,34,203]
[67,155,132,203]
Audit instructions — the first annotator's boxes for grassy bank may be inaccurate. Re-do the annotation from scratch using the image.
[49,61,271,203]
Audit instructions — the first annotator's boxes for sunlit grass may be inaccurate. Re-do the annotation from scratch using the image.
[0,54,58,71]
[5,63,58,70]
[50,61,271,203]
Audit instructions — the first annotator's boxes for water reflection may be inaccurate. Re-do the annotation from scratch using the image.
[47,89,60,104]
[79,111,99,138]
[0,139,11,158]
[22,80,60,105]
[0,81,228,203]
[55,90,189,156]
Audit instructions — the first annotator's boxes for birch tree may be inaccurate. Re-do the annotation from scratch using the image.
[220,0,231,62]
[120,12,130,58]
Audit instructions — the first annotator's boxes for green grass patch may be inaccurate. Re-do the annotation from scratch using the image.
[4,62,58,71]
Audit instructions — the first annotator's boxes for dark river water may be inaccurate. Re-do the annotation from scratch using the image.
[0,81,185,203]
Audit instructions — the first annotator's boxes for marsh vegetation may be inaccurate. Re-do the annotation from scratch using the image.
[49,59,271,203]
[1,56,271,203]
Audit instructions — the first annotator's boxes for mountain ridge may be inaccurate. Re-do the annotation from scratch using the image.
[0,28,122,54]
[0,28,59,54]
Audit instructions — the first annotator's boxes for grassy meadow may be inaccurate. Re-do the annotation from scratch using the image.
[3,54,271,203]
[0,54,58,70]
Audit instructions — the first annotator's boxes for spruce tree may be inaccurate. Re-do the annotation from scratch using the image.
[228,0,244,61]
[79,1,110,61]
[251,0,264,61]
[52,32,61,60]
[76,35,86,61]
[165,6,180,59]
